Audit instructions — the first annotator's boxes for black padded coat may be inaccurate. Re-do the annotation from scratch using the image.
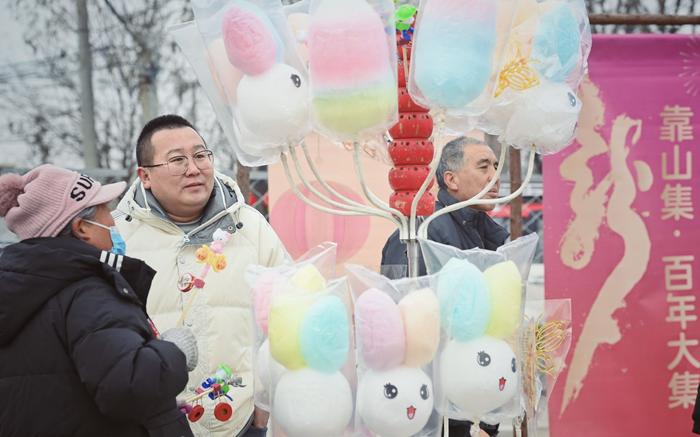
[0,237,193,437]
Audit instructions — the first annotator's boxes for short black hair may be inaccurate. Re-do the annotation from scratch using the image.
[136,114,200,166]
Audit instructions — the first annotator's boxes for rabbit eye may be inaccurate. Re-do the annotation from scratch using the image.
[384,383,398,399]
[511,357,517,373]
[420,384,429,400]
[477,351,491,367]
[290,74,301,88]
[567,92,577,107]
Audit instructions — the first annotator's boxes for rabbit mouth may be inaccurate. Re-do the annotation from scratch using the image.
[499,377,506,391]
[407,406,416,420]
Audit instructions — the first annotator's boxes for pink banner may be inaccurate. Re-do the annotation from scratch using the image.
[544,35,700,436]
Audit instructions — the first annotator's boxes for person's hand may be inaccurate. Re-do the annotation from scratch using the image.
[176,398,193,415]
[161,327,198,371]
[253,406,269,429]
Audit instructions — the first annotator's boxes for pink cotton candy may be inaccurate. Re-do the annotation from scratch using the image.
[309,0,392,89]
[355,288,405,370]
[221,3,277,76]
[253,272,284,335]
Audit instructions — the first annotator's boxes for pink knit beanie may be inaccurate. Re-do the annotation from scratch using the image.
[0,164,126,240]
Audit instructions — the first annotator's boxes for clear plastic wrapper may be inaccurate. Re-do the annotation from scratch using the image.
[478,0,591,154]
[267,277,355,437]
[520,298,572,437]
[307,0,399,142]
[188,0,311,165]
[408,0,517,126]
[419,234,538,431]
[248,242,357,436]
[347,264,442,437]
[246,242,337,412]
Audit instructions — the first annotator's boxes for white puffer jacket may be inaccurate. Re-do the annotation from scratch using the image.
[114,174,288,436]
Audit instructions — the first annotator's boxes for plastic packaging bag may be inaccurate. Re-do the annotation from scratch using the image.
[247,242,356,437]
[408,0,518,128]
[520,298,572,437]
[478,0,591,154]
[189,0,311,165]
[419,234,538,430]
[307,0,399,142]
[347,264,442,437]
[246,242,337,412]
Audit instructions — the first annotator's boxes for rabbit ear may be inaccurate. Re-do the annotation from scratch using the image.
[437,258,491,341]
[399,288,440,367]
[252,272,282,335]
[355,288,405,370]
[484,260,523,339]
[290,264,327,293]
[268,292,311,370]
[221,1,283,75]
[300,295,350,373]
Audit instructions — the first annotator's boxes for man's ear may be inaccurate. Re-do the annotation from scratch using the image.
[71,218,91,243]
[443,170,459,192]
[137,167,152,189]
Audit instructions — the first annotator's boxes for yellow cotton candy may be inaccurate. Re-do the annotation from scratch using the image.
[268,294,312,370]
[399,288,440,367]
[312,84,397,138]
[484,261,523,339]
[290,265,327,293]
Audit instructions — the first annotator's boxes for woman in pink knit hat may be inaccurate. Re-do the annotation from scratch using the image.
[0,164,196,437]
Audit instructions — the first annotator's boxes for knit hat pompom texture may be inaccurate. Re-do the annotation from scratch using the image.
[0,173,24,217]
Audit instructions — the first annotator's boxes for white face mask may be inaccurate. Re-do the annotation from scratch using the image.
[84,220,126,256]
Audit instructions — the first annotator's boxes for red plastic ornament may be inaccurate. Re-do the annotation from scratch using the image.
[188,405,205,422]
[388,166,434,192]
[388,140,434,165]
[214,402,233,421]
[389,113,433,140]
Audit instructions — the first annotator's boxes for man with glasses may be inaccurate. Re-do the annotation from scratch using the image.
[114,114,288,437]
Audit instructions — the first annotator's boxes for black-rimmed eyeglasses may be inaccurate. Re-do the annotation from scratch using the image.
[142,150,214,176]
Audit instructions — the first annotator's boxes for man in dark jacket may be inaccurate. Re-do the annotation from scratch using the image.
[381,136,509,277]
[0,164,195,437]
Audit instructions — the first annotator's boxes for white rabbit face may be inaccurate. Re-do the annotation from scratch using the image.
[504,80,581,152]
[358,366,434,437]
[237,63,309,145]
[273,368,353,437]
[440,337,518,417]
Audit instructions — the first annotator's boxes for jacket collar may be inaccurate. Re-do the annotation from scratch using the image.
[26,237,156,304]
[117,173,244,245]
[436,189,509,249]
[436,189,482,226]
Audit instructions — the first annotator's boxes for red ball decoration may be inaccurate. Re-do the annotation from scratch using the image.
[389,166,435,192]
[387,25,435,218]
[389,139,434,165]
[389,113,433,140]
[390,191,435,216]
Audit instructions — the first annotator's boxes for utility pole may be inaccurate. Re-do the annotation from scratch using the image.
[76,0,99,168]
[138,50,159,127]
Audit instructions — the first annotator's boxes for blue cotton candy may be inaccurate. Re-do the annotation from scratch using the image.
[300,295,350,373]
[413,22,496,109]
[532,3,580,82]
[436,258,491,341]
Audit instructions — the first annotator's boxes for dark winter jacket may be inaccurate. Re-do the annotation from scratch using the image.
[0,237,193,437]
[381,189,509,278]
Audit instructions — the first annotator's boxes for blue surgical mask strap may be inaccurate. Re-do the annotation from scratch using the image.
[84,219,126,256]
